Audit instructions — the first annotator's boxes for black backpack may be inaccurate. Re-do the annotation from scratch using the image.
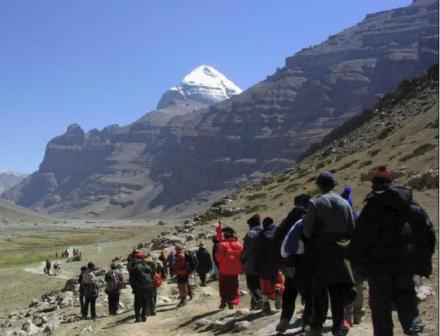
[132,262,153,291]
[185,251,198,272]
[409,202,436,277]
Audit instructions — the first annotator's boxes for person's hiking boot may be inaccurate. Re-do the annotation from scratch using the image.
[276,319,290,332]
[250,298,256,310]
[177,298,186,308]
[135,317,141,323]
[219,302,227,309]
[405,319,425,336]
[254,299,264,310]
[306,327,323,336]
[228,303,234,310]
[274,288,282,310]
[141,316,147,322]
[262,301,271,315]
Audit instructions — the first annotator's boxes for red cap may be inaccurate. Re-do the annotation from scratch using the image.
[372,165,393,181]
[134,251,145,260]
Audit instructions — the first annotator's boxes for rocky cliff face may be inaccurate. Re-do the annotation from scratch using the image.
[5,0,439,218]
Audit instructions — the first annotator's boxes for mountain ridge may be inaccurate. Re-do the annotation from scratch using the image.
[5,0,438,218]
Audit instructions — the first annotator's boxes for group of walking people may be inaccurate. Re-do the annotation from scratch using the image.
[74,165,435,336]
[211,166,435,336]
[75,242,215,322]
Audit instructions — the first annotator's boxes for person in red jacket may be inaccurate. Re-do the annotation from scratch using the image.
[215,226,243,309]
[172,245,190,307]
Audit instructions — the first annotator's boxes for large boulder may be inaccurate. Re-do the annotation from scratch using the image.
[21,320,40,335]
[56,291,74,308]
[407,169,439,190]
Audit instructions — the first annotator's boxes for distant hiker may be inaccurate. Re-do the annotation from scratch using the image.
[172,245,191,307]
[196,242,213,286]
[349,166,431,336]
[53,262,62,275]
[167,250,176,278]
[340,186,353,208]
[159,251,168,279]
[340,185,365,326]
[45,259,51,275]
[216,226,243,309]
[78,266,87,314]
[273,194,312,332]
[241,214,263,310]
[145,252,161,316]
[105,263,124,316]
[129,252,153,322]
[81,262,99,320]
[303,171,356,336]
[254,217,284,314]
[55,252,58,258]
[210,236,220,280]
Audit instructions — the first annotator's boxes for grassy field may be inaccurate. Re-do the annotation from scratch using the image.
[0,225,154,268]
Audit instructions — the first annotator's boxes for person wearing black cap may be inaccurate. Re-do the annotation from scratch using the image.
[82,262,99,320]
[129,253,153,322]
[350,166,428,336]
[78,266,88,316]
[196,242,212,287]
[302,171,356,336]
[241,214,264,310]
[105,263,124,315]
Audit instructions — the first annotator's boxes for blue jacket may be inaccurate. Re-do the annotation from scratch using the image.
[254,223,279,282]
[241,225,263,275]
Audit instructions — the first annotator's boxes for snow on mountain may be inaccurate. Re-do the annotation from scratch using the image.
[157,65,242,109]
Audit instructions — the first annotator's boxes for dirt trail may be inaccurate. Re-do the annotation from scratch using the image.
[21,245,101,280]
[46,266,438,336]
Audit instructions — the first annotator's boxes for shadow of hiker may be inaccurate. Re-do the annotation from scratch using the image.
[156,306,179,313]
[156,303,176,308]
[175,309,223,329]
[101,313,138,329]
[198,310,274,335]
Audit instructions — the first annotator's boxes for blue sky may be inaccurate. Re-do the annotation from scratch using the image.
[0,0,411,173]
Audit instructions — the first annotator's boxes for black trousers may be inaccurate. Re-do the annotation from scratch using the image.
[245,274,262,302]
[134,292,149,319]
[310,285,346,333]
[79,291,85,314]
[281,276,312,323]
[83,296,97,318]
[107,292,120,315]
[198,271,207,285]
[368,273,421,336]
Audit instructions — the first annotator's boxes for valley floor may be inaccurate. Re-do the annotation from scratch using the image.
[1,209,437,336]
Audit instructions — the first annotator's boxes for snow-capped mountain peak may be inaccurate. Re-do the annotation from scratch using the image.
[157,65,242,109]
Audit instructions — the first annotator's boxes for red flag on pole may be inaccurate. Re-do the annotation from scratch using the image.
[216,220,223,241]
